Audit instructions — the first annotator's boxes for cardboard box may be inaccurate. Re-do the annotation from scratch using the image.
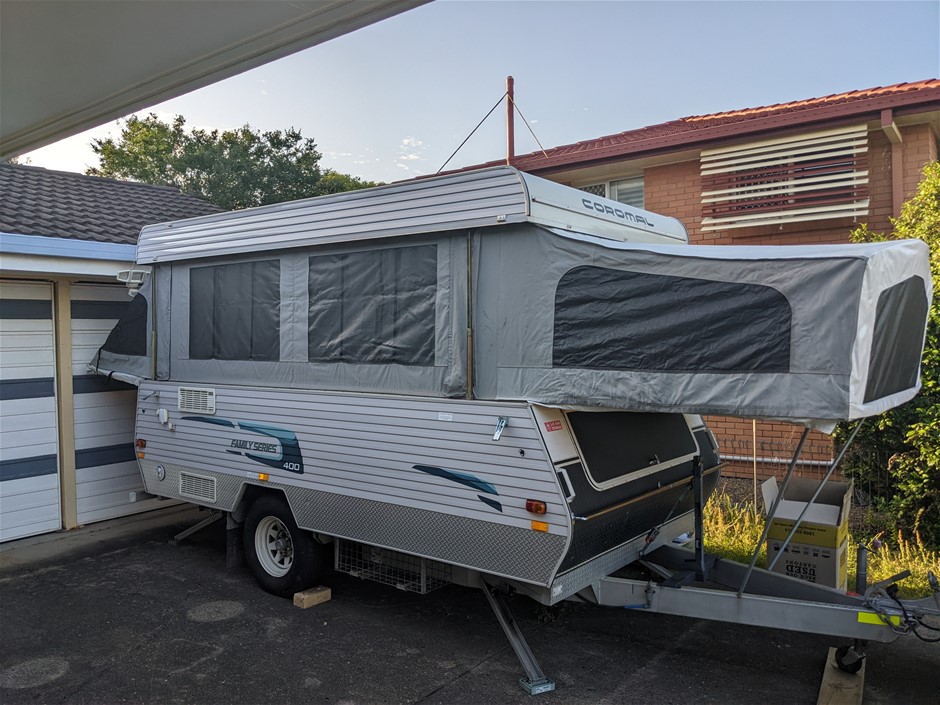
[766,538,848,591]
[761,477,852,548]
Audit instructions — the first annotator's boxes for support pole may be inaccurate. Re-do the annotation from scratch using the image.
[691,455,707,581]
[506,75,515,165]
[737,427,810,597]
[481,579,555,695]
[766,420,865,573]
[752,419,758,513]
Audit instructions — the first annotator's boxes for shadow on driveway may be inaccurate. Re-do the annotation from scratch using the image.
[0,507,934,704]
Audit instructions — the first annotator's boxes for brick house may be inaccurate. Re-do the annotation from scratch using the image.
[464,79,940,479]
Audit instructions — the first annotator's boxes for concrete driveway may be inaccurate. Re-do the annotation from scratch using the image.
[0,506,935,704]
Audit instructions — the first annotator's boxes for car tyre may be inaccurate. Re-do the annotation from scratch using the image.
[243,494,325,598]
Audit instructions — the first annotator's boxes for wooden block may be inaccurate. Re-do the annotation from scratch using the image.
[816,647,865,705]
[293,586,331,609]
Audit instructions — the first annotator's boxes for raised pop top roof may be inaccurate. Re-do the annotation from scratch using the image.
[134,166,688,264]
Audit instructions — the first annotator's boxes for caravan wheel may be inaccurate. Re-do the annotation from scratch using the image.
[243,494,325,598]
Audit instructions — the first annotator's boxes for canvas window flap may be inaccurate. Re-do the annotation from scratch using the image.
[87,274,152,385]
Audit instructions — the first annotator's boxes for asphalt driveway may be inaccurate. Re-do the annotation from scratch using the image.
[0,505,935,704]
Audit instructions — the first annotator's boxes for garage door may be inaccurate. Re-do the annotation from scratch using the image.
[71,283,165,524]
[0,280,61,542]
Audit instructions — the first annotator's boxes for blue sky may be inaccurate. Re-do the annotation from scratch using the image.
[20,0,940,183]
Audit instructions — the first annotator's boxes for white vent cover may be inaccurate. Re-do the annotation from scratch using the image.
[179,472,217,502]
[178,387,216,414]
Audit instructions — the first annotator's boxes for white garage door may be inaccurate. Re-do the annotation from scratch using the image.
[0,280,61,542]
[71,283,165,524]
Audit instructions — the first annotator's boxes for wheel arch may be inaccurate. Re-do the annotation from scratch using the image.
[232,483,290,524]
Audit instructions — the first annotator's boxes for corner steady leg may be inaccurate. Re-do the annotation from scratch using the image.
[480,580,556,695]
[171,509,223,545]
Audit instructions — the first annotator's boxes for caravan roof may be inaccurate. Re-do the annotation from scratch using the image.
[133,166,688,264]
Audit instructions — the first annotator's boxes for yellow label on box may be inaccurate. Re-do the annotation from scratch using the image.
[767,518,848,548]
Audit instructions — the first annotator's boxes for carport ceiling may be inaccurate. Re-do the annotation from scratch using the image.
[0,0,429,160]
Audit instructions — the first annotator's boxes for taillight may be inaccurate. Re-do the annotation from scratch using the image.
[525,499,547,515]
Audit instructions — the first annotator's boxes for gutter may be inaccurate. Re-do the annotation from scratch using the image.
[0,232,137,261]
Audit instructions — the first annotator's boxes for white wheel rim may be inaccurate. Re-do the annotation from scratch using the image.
[255,515,293,578]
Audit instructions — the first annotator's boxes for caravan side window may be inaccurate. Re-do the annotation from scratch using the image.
[308,244,437,365]
[189,260,280,361]
[553,266,791,373]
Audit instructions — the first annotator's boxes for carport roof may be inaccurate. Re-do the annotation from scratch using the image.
[0,164,223,245]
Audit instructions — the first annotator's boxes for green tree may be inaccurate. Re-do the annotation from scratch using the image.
[87,114,378,210]
[837,161,940,545]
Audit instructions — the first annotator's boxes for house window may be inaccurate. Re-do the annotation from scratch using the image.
[189,260,280,361]
[579,175,644,208]
[700,124,869,231]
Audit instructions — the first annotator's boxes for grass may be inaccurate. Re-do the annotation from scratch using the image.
[703,488,940,599]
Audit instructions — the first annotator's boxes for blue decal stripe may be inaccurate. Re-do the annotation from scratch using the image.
[184,415,303,475]
[477,495,503,512]
[181,416,236,428]
[412,464,498,496]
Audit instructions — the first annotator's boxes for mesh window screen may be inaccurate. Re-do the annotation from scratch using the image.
[189,260,280,360]
[579,184,607,197]
[308,244,437,365]
[553,266,791,372]
[864,276,928,403]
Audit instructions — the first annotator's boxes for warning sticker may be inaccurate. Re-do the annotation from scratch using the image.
[543,420,563,432]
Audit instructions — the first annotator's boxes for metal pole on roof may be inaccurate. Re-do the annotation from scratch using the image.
[506,75,515,165]
[765,419,865,573]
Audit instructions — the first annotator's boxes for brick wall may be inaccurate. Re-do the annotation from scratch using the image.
[642,124,938,478]
[900,123,939,198]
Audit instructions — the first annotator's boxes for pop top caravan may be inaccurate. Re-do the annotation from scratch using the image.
[92,167,937,693]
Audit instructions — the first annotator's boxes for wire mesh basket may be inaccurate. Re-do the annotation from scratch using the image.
[335,539,452,594]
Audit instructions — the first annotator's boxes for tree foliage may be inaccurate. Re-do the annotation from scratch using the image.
[836,161,940,546]
[87,114,379,210]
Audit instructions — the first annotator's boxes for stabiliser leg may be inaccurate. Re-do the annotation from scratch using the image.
[480,579,556,695]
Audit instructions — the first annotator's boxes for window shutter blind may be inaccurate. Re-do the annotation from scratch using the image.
[700,125,869,231]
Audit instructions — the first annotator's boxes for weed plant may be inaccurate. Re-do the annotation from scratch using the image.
[703,489,940,599]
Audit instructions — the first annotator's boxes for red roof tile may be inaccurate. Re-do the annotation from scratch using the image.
[456,79,940,175]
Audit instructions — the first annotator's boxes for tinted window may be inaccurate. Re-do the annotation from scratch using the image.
[308,245,436,365]
[190,260,280,361]
[553,266,791,372]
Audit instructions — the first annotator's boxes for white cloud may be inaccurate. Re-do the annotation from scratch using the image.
[396,136,427,165]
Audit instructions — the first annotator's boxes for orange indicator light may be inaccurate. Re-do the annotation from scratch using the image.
[136,452,145,459]
[258,473,269,481]
[531,521,549,532]
[525,499,547,515]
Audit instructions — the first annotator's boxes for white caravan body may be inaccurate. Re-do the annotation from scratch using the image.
[93,166,930,604]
